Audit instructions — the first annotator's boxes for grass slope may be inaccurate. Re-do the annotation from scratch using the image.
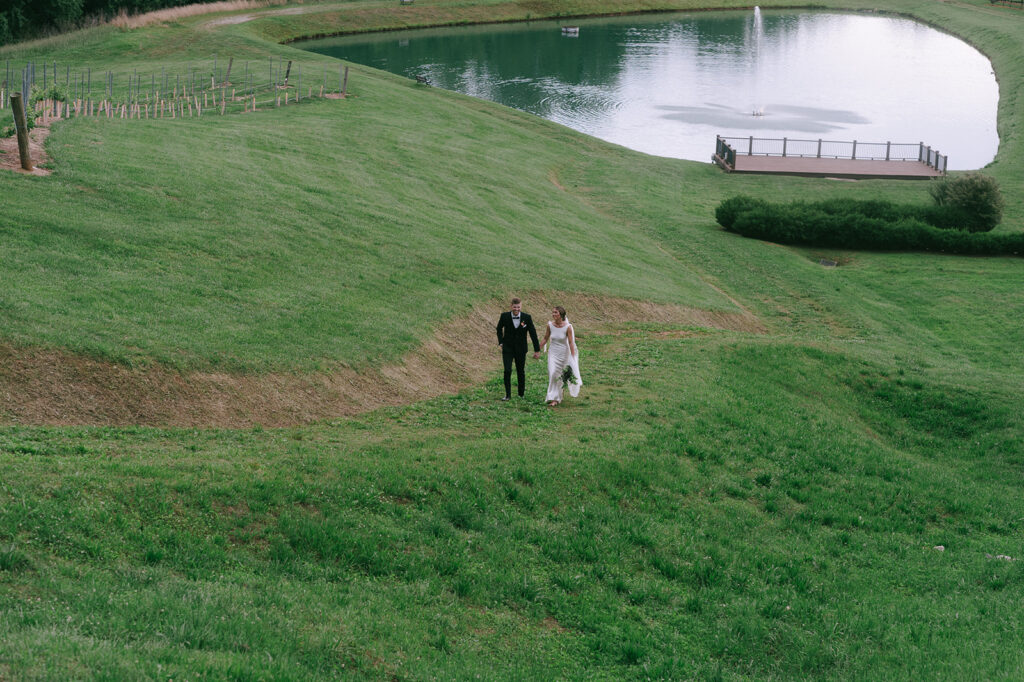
[1,0,1023,679]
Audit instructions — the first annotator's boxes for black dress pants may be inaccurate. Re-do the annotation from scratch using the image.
[503,350,526,397]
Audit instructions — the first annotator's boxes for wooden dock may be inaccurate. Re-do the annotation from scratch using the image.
[714,153,944,179]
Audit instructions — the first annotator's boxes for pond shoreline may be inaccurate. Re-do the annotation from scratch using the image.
[277,4,865,44]
[296,7,997,169]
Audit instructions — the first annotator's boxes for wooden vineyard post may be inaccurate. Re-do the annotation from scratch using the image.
[342,66,349,98]
[284,61,293,88]
[10,92,33,171]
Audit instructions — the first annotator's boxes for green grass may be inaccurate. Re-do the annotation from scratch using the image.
[3,336,1023,678]
[2,78,729,370]
[2,0,1024,678]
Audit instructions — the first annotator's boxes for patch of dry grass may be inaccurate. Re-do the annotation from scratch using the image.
[110,0,292,30]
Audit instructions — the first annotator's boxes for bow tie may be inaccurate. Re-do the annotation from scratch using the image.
[513,316,520,320]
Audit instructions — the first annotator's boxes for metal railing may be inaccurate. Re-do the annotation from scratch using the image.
[716,136,947,173]
[715,136,736,169]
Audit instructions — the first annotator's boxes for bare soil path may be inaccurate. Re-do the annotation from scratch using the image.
[0,294,763,427]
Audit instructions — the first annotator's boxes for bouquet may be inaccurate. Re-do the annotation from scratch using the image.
[560,365,579,386]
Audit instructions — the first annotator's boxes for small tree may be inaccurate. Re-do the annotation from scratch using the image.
[928,173,1004,233]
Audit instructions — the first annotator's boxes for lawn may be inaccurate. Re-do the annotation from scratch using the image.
[1,0,1023,679]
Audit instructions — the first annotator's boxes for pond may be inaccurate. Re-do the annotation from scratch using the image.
[297,10,999,170]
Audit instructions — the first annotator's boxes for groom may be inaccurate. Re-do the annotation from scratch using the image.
[496,297,541,400]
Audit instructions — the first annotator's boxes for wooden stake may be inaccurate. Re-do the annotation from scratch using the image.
[10,93,33,171]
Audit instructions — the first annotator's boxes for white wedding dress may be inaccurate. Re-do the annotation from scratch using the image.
[545,321,582,402]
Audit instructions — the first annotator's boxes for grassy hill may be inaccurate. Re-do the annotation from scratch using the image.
[1,0,1023,678]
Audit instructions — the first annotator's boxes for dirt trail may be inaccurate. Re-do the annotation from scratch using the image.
[206,6,308,26]
[0,294,763,428]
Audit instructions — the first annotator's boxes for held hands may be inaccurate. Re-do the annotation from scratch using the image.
[533,352,540,360]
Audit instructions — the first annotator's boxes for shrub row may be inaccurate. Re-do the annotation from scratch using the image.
[715,196,1024,256]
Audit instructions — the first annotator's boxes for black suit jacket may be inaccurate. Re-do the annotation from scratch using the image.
[496,311,541,355]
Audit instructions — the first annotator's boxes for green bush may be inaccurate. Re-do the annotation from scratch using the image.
[714,195,769,230]
[30,84,69,105]
[928,173,1004,232]
[716,195,982,234]
[0,89,44,138]
[717,196,1024,256]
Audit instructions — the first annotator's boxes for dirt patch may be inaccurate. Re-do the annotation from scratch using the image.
[206,5,309,26]
[0,294,762,428]
[0,119,53,176]
[541,616,569,633]
[548,168,568,192]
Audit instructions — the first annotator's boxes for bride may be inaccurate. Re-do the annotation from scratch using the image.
[541,306,582,406]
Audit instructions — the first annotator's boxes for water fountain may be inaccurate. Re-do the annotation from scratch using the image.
[752,6,764,116]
